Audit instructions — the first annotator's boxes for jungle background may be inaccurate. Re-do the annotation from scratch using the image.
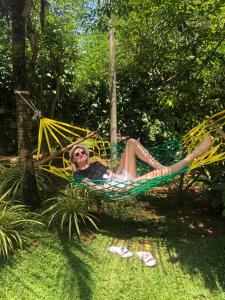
[0,1,225,299]
[1,0,224,153]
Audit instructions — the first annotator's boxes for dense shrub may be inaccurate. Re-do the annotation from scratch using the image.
[0,192,42,259]
[0,164,53,200]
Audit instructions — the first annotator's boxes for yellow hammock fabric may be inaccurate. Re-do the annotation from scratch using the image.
[182,110,225,170]
[36,117,111,179]
[36,110,225,191]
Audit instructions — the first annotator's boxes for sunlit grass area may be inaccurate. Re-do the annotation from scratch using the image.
[0,192,225,300]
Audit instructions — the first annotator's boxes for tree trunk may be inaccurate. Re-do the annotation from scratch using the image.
[50,74,61,119]
[11,0,40,209]
[109,0,117,168]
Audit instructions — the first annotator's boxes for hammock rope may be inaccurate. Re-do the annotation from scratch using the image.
[14,90,42,119]
[36,110,225,199]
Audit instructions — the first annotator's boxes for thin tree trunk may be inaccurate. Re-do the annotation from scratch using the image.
[27,16,39,98]
[50,74,61,119]
[109,0,117,168]
[178,173,184,204]
[11,0,40,209]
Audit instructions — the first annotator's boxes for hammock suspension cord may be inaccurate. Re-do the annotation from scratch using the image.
[14,90,42,119]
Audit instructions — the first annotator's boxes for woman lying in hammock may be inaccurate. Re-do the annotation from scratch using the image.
[69,136,212,191]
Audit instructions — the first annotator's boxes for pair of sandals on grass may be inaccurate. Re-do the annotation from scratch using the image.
[108,246,156,267]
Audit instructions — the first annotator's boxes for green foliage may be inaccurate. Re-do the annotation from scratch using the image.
[35,169,54,195]
[188,163,225,216]
[0,19,15,155]
[0,192,42,260]
[43,184,98,240]
[70,0,225,143]
[0,165,20,198]
[1,193,225,299]
[25,0,81,121]
[0,164,53,200]
[210,181,225,216]
[0,0,224,164]
[114,0,225,138]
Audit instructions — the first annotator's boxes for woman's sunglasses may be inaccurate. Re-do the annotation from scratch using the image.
[74,150,86,157]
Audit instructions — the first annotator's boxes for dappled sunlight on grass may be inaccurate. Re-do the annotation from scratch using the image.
[93,190,225,298]
[0,188,225,299]
[58,242,93,300]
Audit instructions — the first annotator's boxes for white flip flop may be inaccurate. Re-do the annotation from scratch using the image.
[108,246,133,258]
[136,251,156,267]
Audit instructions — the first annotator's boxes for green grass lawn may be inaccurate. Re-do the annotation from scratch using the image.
[0,189,225,300]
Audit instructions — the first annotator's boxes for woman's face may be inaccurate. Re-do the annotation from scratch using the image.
[73,147,88,166]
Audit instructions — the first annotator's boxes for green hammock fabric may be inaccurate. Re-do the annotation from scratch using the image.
[70,167,189,199]
[69,138,188,199]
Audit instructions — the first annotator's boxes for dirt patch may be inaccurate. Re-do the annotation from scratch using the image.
[148,186,225,235]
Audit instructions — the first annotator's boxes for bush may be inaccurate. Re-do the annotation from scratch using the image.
[43,184,98,240]
[0,192,42,259]
[188,164,225,215]
[0,164,53,200]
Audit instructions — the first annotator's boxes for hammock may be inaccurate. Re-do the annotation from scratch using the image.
[36,110,225,199]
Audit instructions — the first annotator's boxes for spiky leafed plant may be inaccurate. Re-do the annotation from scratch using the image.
[0,164,52,199]
[0,165,20,198]
[43,184,98,240]
[0,192,42,259]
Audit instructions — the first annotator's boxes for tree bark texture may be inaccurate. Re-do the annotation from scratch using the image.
[109,0,117,167]
[11,0,40,209]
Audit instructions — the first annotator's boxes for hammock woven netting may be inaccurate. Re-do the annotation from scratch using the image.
[36,110,225,199]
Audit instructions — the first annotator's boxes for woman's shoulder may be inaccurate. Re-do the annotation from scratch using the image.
[92,161,102,165]
[91,159,109,167]
[91,161,105,168]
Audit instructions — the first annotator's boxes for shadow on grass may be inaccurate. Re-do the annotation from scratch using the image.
[0,230,95,300]
[59,238,94,300]
[97,190,225,294]
[0,258,41,299]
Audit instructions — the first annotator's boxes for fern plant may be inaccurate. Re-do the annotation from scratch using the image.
[0,193,42,259]
[43,184,98,240]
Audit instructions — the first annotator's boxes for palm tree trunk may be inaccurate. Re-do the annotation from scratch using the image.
[11,0,40,209]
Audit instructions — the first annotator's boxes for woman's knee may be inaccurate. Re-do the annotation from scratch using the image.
[126,138,137,145]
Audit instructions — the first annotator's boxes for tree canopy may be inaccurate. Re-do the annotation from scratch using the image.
[0,0,224,155]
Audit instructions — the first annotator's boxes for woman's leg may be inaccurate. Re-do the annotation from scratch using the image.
[116,138,165,178]
[136,135,213,181]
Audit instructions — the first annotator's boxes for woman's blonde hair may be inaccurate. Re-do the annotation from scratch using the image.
[69,144,89,171]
